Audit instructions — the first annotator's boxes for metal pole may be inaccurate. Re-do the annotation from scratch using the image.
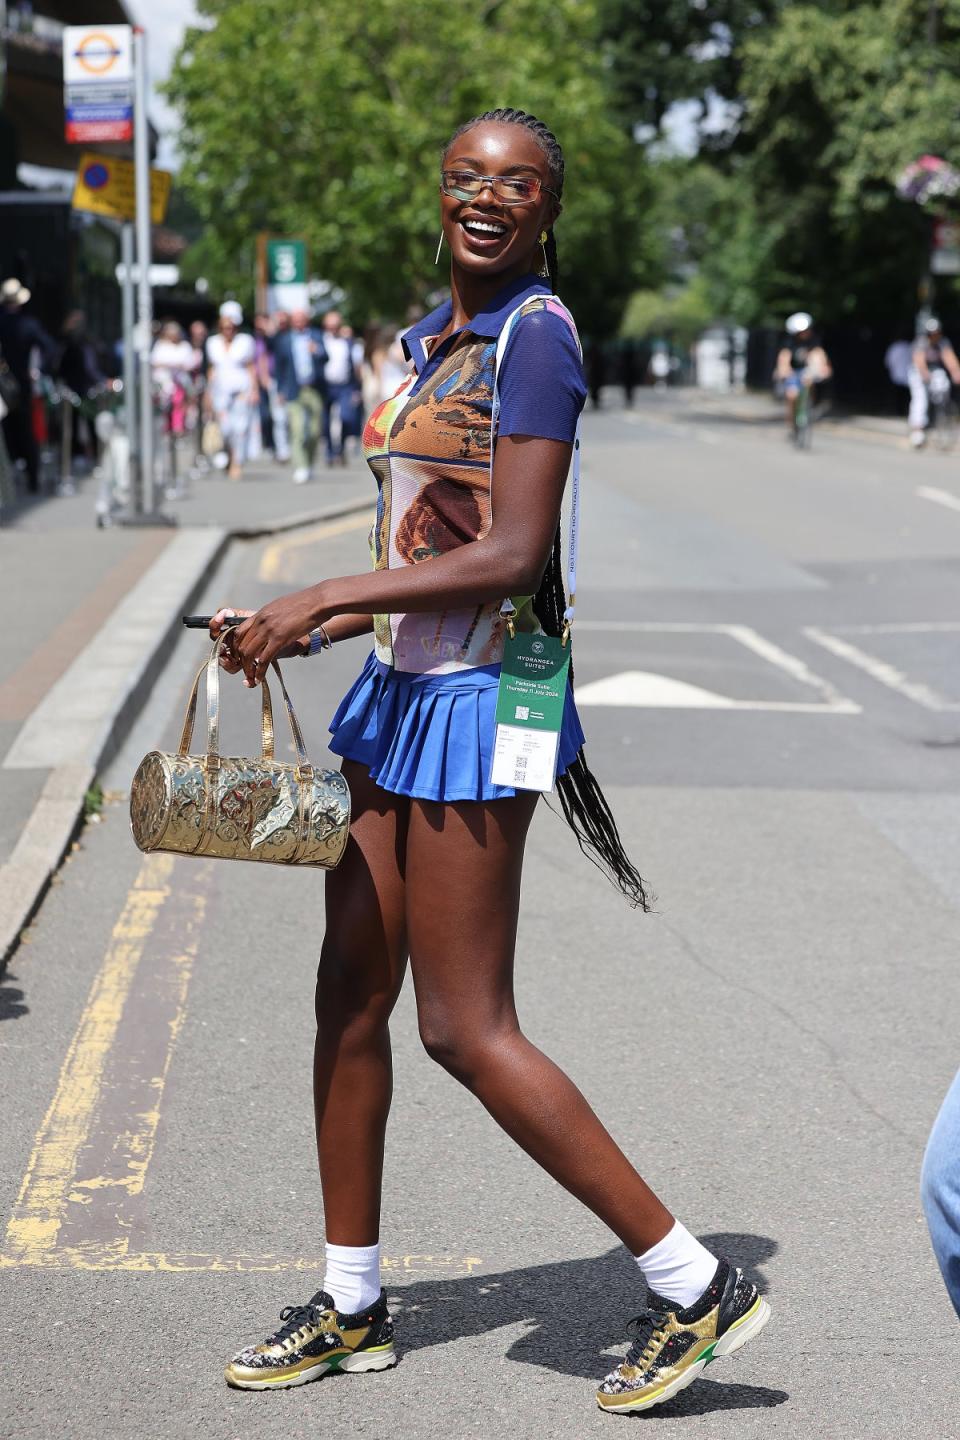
[120,221,138,508]
[133,26,153,515]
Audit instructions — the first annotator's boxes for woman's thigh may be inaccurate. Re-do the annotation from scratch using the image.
[319,760,410,1021]
[403,792,539,1041]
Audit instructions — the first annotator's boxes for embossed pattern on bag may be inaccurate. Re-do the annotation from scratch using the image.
[130,634,350,868]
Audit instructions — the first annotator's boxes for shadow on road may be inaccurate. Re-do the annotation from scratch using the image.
[0,970,28,1020]
[388,1234,787,1417]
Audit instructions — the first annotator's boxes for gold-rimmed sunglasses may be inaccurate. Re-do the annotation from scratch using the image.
[440,170,557,205]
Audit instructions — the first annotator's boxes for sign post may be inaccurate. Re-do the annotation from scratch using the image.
[133,26,154,517]
[62,25,133,143]
[121,223,137,488]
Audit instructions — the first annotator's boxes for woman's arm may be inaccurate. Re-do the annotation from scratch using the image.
[228,433,571,684]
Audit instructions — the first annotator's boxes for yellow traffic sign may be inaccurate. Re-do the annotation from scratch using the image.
[72,153,171,225]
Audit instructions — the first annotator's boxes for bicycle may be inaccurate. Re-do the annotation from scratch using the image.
[791,378,814,449]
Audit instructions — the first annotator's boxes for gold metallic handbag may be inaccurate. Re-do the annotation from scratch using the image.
[129,634,350,868]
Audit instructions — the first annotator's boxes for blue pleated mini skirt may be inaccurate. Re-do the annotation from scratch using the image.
[329,651,586,803]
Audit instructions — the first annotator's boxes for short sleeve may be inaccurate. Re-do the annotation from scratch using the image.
[496,307,587,443]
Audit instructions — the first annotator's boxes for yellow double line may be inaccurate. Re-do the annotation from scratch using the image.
[3,853,197,1264]
[257,510,375,584]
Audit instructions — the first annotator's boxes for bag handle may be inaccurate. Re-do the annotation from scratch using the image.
[176,633,312,778]
[491,295,582,643]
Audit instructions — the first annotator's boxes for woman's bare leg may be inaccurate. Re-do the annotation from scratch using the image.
[314,761,410,1245]
[405,794,674,1255]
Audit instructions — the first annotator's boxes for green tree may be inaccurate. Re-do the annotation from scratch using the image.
[598,0,782,138]
[166,0,657,333]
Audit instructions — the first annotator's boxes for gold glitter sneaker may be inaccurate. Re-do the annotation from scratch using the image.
[596,1259,770,1414]
[225,1288,397,1390]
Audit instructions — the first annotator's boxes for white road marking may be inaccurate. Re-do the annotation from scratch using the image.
[804,626,957,712]
[575,671,853,711]
[571,623,860,713]
[917,485,960,514]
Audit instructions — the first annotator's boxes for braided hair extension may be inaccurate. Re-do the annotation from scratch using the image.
[444,110,652,910]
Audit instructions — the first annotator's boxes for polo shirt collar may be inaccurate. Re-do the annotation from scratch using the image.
[403,273,549,373]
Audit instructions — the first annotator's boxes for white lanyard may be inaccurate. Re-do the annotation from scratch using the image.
[490,295,582,636]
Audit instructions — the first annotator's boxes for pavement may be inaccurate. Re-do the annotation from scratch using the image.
[0,450,374,966]
[1,392,959,1438]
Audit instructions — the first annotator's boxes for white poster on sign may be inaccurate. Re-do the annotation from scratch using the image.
[63,26,133,85]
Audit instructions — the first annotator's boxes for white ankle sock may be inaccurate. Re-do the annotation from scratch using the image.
[634,1222,718,1310]
[322,1241,381,1314]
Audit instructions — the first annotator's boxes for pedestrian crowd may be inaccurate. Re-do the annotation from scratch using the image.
[153,302,417,484]
[0,274,418,504]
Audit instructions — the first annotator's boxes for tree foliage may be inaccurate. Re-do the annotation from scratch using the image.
[605,0,960,335]
[166,0,657,334]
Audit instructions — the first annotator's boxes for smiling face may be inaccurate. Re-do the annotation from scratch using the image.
[440,121,559,282]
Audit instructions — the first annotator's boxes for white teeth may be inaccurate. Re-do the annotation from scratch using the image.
[463,220,507,236]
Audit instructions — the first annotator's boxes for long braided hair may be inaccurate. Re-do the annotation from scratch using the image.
[444,109,652,910]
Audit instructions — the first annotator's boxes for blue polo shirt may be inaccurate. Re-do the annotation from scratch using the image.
[402,273,586,443]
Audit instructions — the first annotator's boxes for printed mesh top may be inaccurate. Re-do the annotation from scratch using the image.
[361,274,587,675]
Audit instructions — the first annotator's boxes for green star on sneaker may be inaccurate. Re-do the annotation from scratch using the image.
[597,1260,770,1414]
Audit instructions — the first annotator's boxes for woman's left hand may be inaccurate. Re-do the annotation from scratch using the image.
[232,588,326,685]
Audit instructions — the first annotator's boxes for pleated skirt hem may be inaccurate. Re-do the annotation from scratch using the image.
[329,651,585,803]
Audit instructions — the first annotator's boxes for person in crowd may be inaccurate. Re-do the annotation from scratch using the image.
[320,308,361,466]
[272,308,327,483]
[908,317,960,449]
[922,1068,960,1318]
[253,312,277,458]
[205,301,258,480]
[57,309,106,471]
[775,312,831,434]
[152,320,195,389]
[0,277,55,492]
[189,319,210,370]
[187,320,211,465]
[152,320,196,439]
[210,105,770,1416]
[269,311,292,462]
[338,321,365,460]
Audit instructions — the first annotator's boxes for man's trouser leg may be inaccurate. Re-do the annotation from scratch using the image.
[288,395,308,471]
[301,387,323,468]
[324,382,349,462]
[271,384,290,461]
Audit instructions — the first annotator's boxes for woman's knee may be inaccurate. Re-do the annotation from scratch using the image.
[417,1007,516,1084]
[314,936,399,1038]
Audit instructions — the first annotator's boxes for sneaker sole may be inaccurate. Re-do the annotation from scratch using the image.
[596,1296,771,1414]
[225,1342,398,1390]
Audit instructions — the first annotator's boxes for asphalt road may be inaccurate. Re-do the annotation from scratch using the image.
[2,394,958,1439]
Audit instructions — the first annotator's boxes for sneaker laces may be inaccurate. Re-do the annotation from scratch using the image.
[271,1301,334,1346]
[623,1307,670,1369]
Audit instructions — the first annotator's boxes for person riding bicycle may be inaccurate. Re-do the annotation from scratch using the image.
[909,317,960,449]
[775,312,832,436]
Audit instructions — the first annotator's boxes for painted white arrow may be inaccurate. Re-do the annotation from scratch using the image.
[575,671,737,708]
[574,669,859,713]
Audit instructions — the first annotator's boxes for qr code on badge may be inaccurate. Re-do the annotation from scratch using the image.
[515,705,530,720]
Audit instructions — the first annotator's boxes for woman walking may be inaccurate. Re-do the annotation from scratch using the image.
[205,301,258,479]
[211,108,770,1415]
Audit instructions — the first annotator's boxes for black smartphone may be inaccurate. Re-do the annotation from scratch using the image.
[182,614,245,629]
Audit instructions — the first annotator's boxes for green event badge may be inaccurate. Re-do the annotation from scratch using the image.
[490,631,571,792]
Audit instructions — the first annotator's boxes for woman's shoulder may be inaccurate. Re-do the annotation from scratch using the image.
[502,294,581,361]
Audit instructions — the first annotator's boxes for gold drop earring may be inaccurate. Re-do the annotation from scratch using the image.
[435,231,444,265]
[539,229,550,279]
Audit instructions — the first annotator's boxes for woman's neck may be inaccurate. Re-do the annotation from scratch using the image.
[447,260,536,332]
